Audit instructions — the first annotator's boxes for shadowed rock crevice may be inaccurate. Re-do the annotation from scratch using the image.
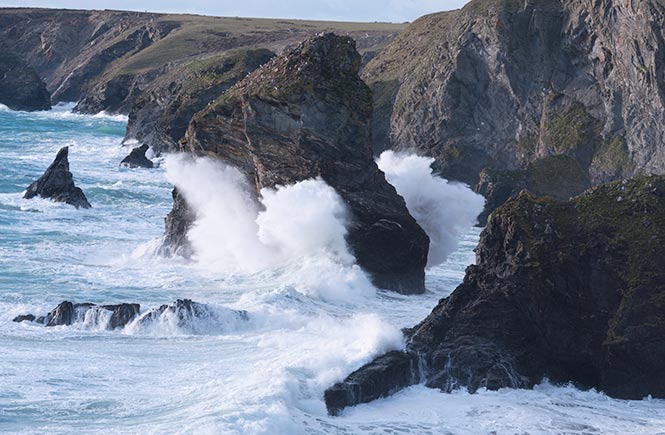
[24,146,91,209]
[0,53,51,111]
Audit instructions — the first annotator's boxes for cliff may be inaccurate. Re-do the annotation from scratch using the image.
[0,53,50,111]
[326,175,665,414]
[0,8,402,115]
[363,0,665,213]
[165,33,430,294]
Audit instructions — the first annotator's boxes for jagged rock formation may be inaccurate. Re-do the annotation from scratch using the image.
[14,301,141,329]
[326,175,665,414]
[24,146,91,209]
[158,188,195,258]
[136,299,248,329]
[120,144,154,168]
[164,33,430,294]
[363,0,665,213]
[124,49,274,154]
[0,8,402,115]
[0,53,51,111]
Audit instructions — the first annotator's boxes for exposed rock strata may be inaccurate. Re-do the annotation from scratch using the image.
[363,0,665,212]
[120,144,154,168]
[166,33,430,293]
[326,175,665,414]
[0,53,51,111]
[24,146,91,209]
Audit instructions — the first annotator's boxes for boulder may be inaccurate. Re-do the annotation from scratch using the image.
[326,176,665,413]
[164,33,429,294]
[0,53,51,111]
[24,146,91,209]
[119,144,154,168]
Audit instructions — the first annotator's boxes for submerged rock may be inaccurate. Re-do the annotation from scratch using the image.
[137,299,248,327]
[13,301,140,330]
[0,53,51,112]
[326,176,665,413]
[120,144,154,168]
[164,33,429,294]
[24,146,91,209]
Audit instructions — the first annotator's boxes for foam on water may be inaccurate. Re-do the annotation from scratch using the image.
[1,106,664,434]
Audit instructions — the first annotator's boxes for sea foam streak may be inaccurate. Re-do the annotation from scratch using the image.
[377,151,485,267]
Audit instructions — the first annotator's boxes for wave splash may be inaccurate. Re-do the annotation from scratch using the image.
[377,151,485,268]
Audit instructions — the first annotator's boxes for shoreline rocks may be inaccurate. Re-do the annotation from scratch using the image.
[24,146,91,209]
[325,175,665,414]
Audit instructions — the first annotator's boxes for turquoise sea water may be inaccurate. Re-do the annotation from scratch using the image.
[0,104,664,435]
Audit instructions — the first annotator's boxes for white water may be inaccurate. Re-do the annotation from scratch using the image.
[1,106,664,434]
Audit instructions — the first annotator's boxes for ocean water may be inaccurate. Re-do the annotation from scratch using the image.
[0,104,664,435]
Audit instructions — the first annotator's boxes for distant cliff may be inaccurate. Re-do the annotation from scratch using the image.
[0,53,50,111]
[0,8,402,115]
[363,0,665,217]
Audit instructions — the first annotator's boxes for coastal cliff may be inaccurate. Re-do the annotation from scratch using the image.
[326,175,665,414]
[364,0,665,217]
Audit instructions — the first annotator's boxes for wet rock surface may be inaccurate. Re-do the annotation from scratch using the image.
[326,176,665,413]
[120,144,154,168]
[24,146,91,209]
[14,301,141,330]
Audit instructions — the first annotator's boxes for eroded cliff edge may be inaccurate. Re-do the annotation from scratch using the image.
[363,0,665,219]
[161,34,430,294]
[326,175,665,414]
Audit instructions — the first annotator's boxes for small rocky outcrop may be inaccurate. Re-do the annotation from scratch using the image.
[124,49,275,155]
[326,176,665,414]
[0,53,51,111]
[24,146,91,209]
[14,301,140,329]
[137,299,248,328]
[158,188,195,258]
[120,144,154,168]
[164,33,429,294]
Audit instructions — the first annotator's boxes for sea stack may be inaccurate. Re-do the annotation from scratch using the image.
[24,146,91,209]
[326,175,665,414]
[120,144,154,168]
[163,33,430,294]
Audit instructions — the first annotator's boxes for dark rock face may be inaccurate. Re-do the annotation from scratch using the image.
[24,146,91,209]
[475,155,591,225]
[326,176,665,413]
[167,33,429,293]
[324,351,421,416]
[363,0,665,189]
[120,144,154,168]
[13,301,141,329]
[158,188,195,258]
[0,53,51,111]
[125,49,274,155]
[136,299,249,331]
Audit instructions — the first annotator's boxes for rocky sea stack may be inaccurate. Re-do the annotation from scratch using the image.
[0,53,51,111]
[326,176,665,414]
[164,33,430,294]
[24,146,91,209]
[120,144,154,168]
